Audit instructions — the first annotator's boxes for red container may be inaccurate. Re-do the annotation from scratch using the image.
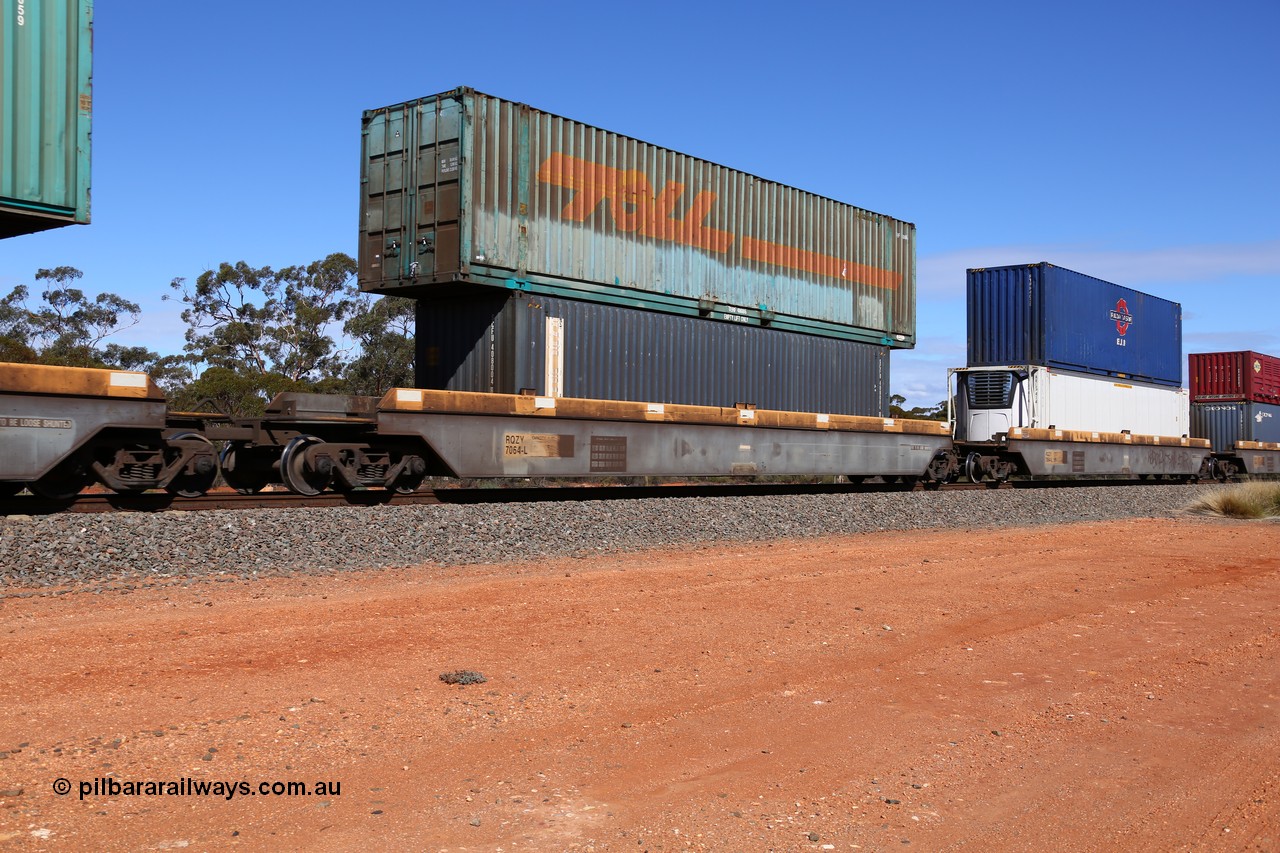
[1189,351,1280,404]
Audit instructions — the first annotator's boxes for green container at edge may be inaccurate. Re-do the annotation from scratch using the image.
[0,0,93,239]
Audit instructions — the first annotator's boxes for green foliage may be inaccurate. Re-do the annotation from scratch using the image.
[100,346,194,394]
[0,286,38,362]
[6,254,417,412]
[0,268,182,380]
[28,267,142,367]
[889,395,950,421]
[168,253,359,383]
[168,366,308,418]
[165,252,371,415]
[341,295,415,395]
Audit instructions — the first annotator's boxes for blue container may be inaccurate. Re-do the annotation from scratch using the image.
[966,263,1182,386]
[1190,402,1280,452]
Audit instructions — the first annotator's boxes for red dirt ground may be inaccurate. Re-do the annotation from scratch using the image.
[1,517,1277,851]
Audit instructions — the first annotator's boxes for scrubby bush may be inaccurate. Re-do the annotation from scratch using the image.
[1186,482,1280,519]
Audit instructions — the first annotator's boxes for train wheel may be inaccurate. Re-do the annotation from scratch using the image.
[30,462,90,501]
[280,435,332,496]
[220,443,271,494]
[165,433,219,498]
[391,455,428,494]
[964,452,984,484]
[926,450,956,484]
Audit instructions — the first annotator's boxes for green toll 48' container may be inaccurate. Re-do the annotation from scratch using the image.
[0,0,93,239]
[359,87,916,347]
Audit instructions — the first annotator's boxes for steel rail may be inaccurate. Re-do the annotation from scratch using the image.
[0,477,1212,517]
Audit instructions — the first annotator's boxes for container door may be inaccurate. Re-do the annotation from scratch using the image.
[410,96,463,281]
[361,107,410,286]
[1249,403,1280,443]
[1246,353,1280,404]
[361,96,463,287]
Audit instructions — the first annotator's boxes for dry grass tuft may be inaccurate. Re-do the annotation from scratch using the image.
[1186,482,1280,519]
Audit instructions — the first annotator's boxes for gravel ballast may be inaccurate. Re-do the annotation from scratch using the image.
[0,484,1222,590]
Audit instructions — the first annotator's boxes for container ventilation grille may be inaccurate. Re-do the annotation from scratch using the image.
[967,372,1015,409]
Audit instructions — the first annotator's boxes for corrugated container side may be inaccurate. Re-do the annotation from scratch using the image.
[966,263,1182,386]
[0,0,92,238]
[360,87,916,347]
[415,293,888,416]
[1189,351,1280,404]
[1190,402,1280,452]
[955,365,1189,441]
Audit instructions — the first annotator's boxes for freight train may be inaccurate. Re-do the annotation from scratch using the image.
[4,88,1277,501]
[1,348,1276,502]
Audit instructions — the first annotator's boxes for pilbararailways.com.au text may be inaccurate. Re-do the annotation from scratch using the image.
[56,777,342,801]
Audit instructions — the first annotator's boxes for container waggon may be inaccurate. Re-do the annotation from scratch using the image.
[951,263,1212,483]
[1190,401,1280,478]
[0,361,955,500]
[0,363,216,500]
[952,365,1207,482]
[1187,351,1280,477]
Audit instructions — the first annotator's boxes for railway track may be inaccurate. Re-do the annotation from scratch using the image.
[0,477,1207,516]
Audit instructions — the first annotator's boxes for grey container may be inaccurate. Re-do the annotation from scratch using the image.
[415,293,888,416]
[1190,402,1280,452]
[360,87,916,347]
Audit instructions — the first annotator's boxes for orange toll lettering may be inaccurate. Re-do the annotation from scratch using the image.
[538,153,733,251]
[678,191,734,253]
[740,237,901,290]
[537,152,899,290]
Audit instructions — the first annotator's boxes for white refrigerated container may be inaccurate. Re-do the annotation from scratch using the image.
[953,365,1190,442]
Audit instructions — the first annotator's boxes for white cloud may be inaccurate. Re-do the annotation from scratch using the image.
[918,239,1280,298]
[891,338,966,409]
[1184,329,1280,350]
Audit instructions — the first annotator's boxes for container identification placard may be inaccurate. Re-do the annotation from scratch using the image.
[503,433,574,458]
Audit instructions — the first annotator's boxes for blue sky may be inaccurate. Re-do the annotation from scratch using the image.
[3,0,1277,407]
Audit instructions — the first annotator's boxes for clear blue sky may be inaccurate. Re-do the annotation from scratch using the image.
[3,0,1277,407]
